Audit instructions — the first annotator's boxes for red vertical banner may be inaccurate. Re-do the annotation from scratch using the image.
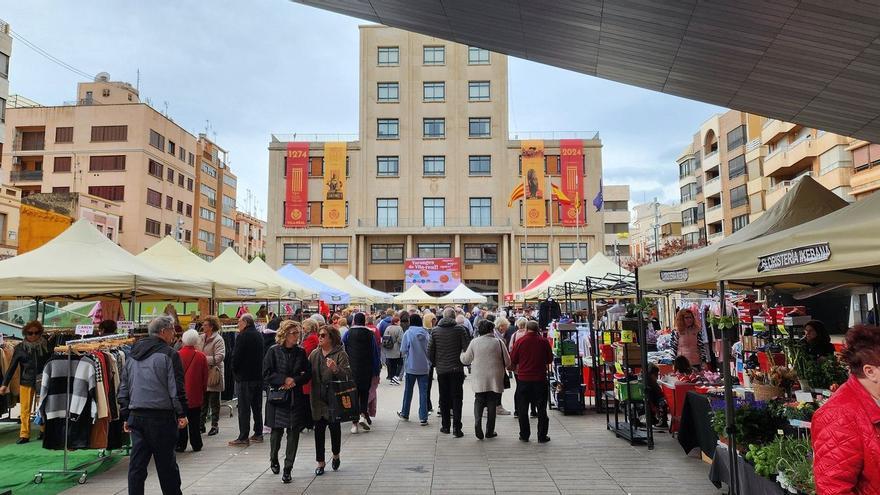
[560,139,585,227]
[284,142,309,228]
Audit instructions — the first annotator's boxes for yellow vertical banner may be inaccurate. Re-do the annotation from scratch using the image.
[522,140,545,227]
[322,142,346,227]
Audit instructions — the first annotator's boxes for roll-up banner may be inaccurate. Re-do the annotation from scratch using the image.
[322,142,346,227]
[560,139,585,227]
[522,140,546,227]
[284,142,309,228]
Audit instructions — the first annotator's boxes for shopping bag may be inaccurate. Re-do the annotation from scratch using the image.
[325,379,359,423]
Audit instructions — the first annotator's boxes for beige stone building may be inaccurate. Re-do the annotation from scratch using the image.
[0,76,233,254]
[629,201,681,260]
[192,135,237,260]
[848,141,880,199]
[266,26,624,303]
[235,210,266,261]
[602,184,630,259]
[0,185,19,259]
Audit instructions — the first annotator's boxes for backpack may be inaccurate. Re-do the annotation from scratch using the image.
[382,333,395,350]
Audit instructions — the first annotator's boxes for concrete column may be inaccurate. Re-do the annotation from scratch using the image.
[453,234,461,258]
[405,234,413,258]
[357,235,366,281]
[502,234,510,295]
[349,234,357,276]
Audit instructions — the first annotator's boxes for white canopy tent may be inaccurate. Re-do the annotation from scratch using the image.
[311,268,377,305]
[519,263,579,301]
[344,275,394,304]
[436,283,488,304]
[393,285,438,305]
[547,253,632,298]
[248,258,315,299]
[209,248,289,300]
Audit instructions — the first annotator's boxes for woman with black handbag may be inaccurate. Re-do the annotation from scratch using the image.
[309,324,352,476]
[263,320,311,484]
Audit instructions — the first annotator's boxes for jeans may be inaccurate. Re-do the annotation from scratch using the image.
[128,413,182,495]
[176,407,203,451]
[314,419,342,463]
[515,379,549,440]
[400,373,429,422]
[437,371,465,430]
[386,358,402,379]
[236,380,263,441]
[269,427,300,470]
[474,391,500,435]
[201,391,221,428]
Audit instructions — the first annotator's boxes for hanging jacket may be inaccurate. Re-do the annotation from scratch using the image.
[812,375,880,495]
[39,355,98,420]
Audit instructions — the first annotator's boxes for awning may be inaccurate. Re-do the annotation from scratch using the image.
[436,283,488,304]
[276,264,350,305]
[310,268,377,305]
[209,248,288,300]
[393,285,438,305]
[344,275,394,304]
[504,270,550,302]
[248,258,315,299]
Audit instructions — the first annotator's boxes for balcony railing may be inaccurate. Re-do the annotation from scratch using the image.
[746,138,762,152]
[357,217,513,229]
[11,170,44,182]
[509,131,600,140]
[707,204,722,212]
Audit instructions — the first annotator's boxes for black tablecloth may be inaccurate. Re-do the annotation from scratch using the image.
[710,443,786,495]
[677,391,718,457]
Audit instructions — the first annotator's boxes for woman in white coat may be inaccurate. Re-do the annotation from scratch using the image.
[460,320,511,439]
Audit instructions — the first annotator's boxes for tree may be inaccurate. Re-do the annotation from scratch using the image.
[624,238,693,271]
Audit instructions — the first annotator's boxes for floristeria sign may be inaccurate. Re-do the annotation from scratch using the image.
[757,243,831,273]
[659,268,689,282]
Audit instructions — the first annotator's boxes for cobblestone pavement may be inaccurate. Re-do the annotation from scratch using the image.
[63,375,722,495]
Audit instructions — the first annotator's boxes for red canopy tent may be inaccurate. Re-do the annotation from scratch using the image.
[503,270,551,303]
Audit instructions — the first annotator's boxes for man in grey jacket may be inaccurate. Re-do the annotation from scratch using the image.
[119,315,188,495]
[428,308,471,437]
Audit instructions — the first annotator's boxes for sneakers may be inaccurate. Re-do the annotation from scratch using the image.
[228,438,249,447]
[419,419,429,426]
[496,406,512,416]
[396,412,409,421]
[359,415,371,431]
[390,377,401,386]
[350,424,359,434]
[250,434,264,443]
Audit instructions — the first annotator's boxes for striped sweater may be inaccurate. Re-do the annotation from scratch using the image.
[38,355,97,421]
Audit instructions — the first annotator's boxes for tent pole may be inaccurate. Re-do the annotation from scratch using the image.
[635,269,653,449]
[719,280,739,495]
[587,278,600,412]
[872,284,879,324]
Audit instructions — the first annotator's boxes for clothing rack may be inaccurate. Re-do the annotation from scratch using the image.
[34,333,133,486]
[0,334,21,422]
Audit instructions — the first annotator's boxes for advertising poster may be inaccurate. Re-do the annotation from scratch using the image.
[521,140,546,227]
[404,258,461,291]
[560,139,585,227]
[284,142,309,228]
[322,142,346,227]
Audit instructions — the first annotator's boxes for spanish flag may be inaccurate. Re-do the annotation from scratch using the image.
[508,183,572,207]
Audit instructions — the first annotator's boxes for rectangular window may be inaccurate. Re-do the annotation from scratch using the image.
[200,207,216,221]
[186,204,192,217]
[469,117,490,137]
[187,178,193,191]
[729,184,748,209]
[377,156,399,177]
[222,236,235,248]
[201,184,217,206]
[423,156,445,176]
[88,185,124,201]
[604,223,629,234]
[0,97,4,123]
[165,195,173,210]
[417,243,451,258]
[179,146,186,161]
[732,214,749,233]
[468,155,491,176]
[198,229,215,244]
[728,154,746,179]
[283,244,311,264]
[222,216,235,228]
[423,82,445,101]
[377,198,398,227]
[603,200,628,211]
[222,195,235,213]
[468,81,490,101]
[188,152,194,166]
[520,243,549,263]
[168,140,176,155]
[223,174,237,188]
[184,230,191,242]
[52,186,69,193]
[423,118,445,138]
[378,119,399,139]
[321,243,349,264]
[371,244,404,264]
[166,168,175,183]
[423,198,445,227]
[90,155,126,171]
[165,224,173,236]
[727,125,746,151]
[90,125,128,142]
[146,188,162,208]
[53,156,72,173]
[176,200,183,214]
[469,197,492,226]
[55,127,73,143]
[149,129,165,150]
[423,46,445,65]
[464,243,498,264]
[377,82,399,102]
[201,162,217,178]
[559,243,588,264]
[378,46,399,66]
[0,52,8,77]
[178,173,185,187]
[147,159,163,177]
[468,46,490,65]
[145,218,161,237]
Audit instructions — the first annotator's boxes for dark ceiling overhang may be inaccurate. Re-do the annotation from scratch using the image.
[293,0,880,142]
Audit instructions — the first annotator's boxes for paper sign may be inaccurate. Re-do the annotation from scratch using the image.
[117,321,135,331]
[795,391,814,403]
[236,288,257,297]
[76,325,95,336]
[603,332,612,345]
[615,362,624,374]
[561,355,576,366]
[621,330,634,343]
[751,321,765,332]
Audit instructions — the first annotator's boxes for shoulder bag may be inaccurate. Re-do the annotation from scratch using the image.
[498,339,511,389]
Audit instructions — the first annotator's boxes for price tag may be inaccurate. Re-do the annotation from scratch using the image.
[561,355,576,366]
[117,321,135,331]
[615,362,624,374]
[76,324,95,336]
[752,321,766,332]
[621,330,634,343]
[795,391,814,403]
[603,332,612,345]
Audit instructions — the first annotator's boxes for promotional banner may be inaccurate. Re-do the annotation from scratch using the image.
[322,142,346,227]
[521,140,545,227]
[404,258,461,291]
[284,142,309,228]
[560,139,585,227]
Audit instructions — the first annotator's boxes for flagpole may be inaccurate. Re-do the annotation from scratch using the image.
[523,164,529,287]
[575,174,581,259]
[548,175,555,271]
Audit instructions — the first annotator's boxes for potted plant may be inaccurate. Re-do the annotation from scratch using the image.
[710,397,780,450]
[621,300,650,331]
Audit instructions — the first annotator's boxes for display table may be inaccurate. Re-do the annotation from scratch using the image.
[677,391,718,457]
[710,443,786,495]
[660,381,697,434]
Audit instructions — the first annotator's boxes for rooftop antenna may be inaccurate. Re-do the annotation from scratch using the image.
[163,101,168,117]
[204,120,211,135]
[136,68,140,92]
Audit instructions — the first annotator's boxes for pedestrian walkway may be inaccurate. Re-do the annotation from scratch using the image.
[62,378,721,495]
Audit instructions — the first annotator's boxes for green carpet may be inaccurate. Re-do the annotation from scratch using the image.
[0,420,122,494]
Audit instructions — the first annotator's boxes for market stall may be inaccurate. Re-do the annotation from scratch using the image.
[504,270,550,304]
[276,264,350,305]
[247,258,314,300]
[393,285,437,306]
[518,266,568,301]
[208,248,291,300]
[310,268,380,305]
[344,275,394,304]
[435,283,488,305]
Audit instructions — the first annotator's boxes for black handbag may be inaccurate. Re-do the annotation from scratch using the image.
[499,339,511,389]
[266,387,291,405]
[325,379,360,423]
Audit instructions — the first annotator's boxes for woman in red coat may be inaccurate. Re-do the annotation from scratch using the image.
[812,325,880,495]
[177,329,209,452]
[301,319,321,428]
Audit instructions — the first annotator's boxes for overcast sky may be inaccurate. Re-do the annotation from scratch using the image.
[3,0,724,219]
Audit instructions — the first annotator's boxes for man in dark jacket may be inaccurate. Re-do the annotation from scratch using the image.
[229,313,265,446]
[428,308,471,437]
[343,312,381,433]
[118,315,188,495]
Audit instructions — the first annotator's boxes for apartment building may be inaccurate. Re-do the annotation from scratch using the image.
[629,201,681,260]
[0,75,206,253]
[0,185,19,258]
[602,184,630,259]
[0,19,9,164]
[192,134,237,260]
[266,26,622,303]
[235,210,266,261]
[848,140,880,199]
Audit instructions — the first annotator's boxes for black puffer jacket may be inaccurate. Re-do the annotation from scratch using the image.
[3,339,50,388]
[428,317,470,374]
[263,344,312,430]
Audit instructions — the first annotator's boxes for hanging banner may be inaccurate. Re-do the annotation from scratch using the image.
[284,142,309,228]
[521,140,545,227]
[404,257,461,291]
[322,142,346,227]
[560,139,585,227]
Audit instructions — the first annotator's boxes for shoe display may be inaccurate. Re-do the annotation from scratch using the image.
[270,461,280,475]
[331,457,341,471]
[208,427,219,436]
[228,439,249,447]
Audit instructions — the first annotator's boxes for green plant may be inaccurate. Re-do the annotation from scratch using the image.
[802,356,849,390]
[708,314,739,330]
[710,400,780,447]
[625,300,651,319]
[745,436,815,495]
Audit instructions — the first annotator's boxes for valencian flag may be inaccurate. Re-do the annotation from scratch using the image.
[507,183,572,207]
[322,142,346,227]
[521,140,546,227]
[560,139,585,226]
[284,142,309,228]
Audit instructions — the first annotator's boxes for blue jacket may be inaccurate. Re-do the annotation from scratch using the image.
[400,326,431,375]
[377,316,393,336]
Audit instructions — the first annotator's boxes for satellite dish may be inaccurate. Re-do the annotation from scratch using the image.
[95,72,110,82]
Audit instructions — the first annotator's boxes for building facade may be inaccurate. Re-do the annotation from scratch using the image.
[602,184,630,259]
[0,76,210,254]
[0,185,19,258]
[192,134,237,260]
[266,26,623,303]
[235,210,266,261]
[629,201,681,260]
